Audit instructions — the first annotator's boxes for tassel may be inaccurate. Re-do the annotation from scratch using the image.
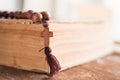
[44,47,61,77]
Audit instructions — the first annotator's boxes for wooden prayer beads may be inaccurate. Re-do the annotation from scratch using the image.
[0,10,50,24]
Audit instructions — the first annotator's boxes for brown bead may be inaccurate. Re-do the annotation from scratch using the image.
[18,11,23,19]
[20,12,27,19]
[2,11,9,18]
[31,12,42,23]
[41,11,50,21]
[9,12,14,19]
[14,11,24,19]
[24,10,33,19]
[42,20,49,27]
[14,11,20,19]
[0,11,2,18]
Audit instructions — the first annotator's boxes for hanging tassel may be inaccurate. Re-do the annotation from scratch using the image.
[44,47,61,77]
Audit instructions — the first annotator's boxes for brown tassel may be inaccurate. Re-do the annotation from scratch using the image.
[44,47,61,77]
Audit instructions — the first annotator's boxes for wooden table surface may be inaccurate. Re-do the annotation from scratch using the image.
[0,54,120,80]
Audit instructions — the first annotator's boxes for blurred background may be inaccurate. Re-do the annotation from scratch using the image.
[0,0,120,52]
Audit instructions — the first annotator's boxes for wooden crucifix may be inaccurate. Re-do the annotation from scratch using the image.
[41,27,53,47]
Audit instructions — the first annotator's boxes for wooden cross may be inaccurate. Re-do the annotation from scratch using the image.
[41,27,53,47]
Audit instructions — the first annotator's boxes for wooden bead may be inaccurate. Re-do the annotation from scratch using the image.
[2,11,9,19]
[18,11,23,19]
[14,11,20,19]
[42,20,49,27]
[41,11,50,21]
[24,11,33,19]
[31,12,42,23]
[0,11,2,18]
[20,12,26,19]
[9,12,14,19]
